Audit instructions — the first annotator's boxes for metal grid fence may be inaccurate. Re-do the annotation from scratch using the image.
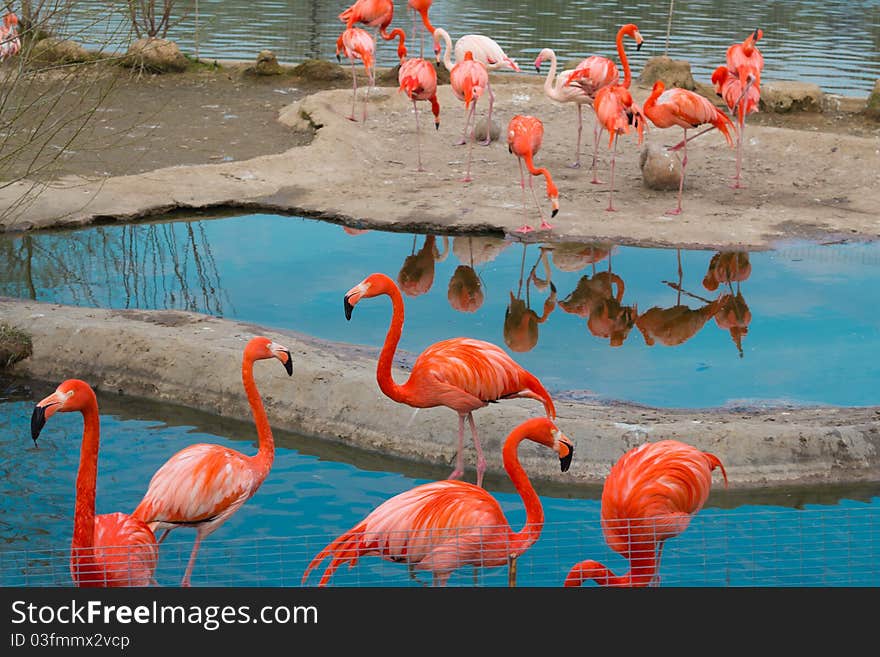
[3,506,878,587]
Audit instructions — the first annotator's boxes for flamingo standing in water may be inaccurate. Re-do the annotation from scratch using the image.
[449,50,489,181]
[131,336,293,587]
[398,56,440,172]
[339,0,408,63]
[642,80,735,216]
[336,27,376,123]
[433,27,520,145]
[537,23,643,176]
[407,0,435,57]
[31,379,159,587]
[564,439,727,587]
[302,417,574,587]
[343,272,557,488]
[507,114,559,234]
[0,12,21,62]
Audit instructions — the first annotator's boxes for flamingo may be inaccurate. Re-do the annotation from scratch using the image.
[339,0,408,63]
[726,28,764,84]
[336,27,376,123]
[449,50,489,181]
[398,56,440,173]
[0,12,21,62]
[343,272,557,488]
[564,439,727,587]
[507,114,559,234]
[537,23,643,176]
[31,379,159,587]
[433,27,520,146]
[712,62,760,189]
[302,416,574,587]
[407,0,435,57]
[131,336,293,587]
[642,80,735,215]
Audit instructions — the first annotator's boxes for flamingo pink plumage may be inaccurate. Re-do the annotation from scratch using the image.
[407,0,435,57]
[564,439,727,587]
[31,379,159,587]
[643,80,736,215]
[398,56,440,172]
[507,114,559,234]
[131,336,293,587]
[339,0,407,62]
[301,416,574,587]
[726,28,764,85]
[336,27,376,123]
[450,50,489,181]
[0,12,21,62]
[343,272,557,488]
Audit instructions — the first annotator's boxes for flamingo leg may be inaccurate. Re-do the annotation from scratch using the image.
[515,158,534,233]
[732,115,745,189]
[362,66,374,123]
[449,413,466,481]
[508,554,518,587]
[412,99,425,172]
[462,102,477,182]
[607,134,619,212]
[348,59,358,122]
[467,412,486,487]
[667,128,687,215]
[180,531,205,587]
[158,529,171,544]
[590,117,603,184]
[568,104,583,169]
[479,80,495,146]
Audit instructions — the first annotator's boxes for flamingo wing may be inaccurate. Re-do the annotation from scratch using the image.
[72,512,158,587]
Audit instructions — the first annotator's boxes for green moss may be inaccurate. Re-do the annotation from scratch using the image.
[0,323,33,368]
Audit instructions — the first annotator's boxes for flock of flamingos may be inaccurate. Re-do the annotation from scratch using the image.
[18,0,760,588]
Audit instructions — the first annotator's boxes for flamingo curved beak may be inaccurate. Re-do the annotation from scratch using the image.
[272,345,294,376]
[31,391,64,444]
[344,294,355,320]
[558,437,574,472]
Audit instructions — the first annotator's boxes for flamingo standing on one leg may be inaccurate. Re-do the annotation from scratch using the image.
[398,56,440,173]
[507,114,559,234]
[343,272,557,488]
[31,379,159,587]
[302,417,574,587]
[433,27,520,146]
[564,439,728,587]
[407,0,435,58]
[336,27,376,123]
[0,12,21,62]
[339,0,408,63]
[131,336,293,587]
[450,50,489,181]
[642,80,735,215]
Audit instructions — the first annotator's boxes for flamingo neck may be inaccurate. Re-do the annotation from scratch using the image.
[438,28,453,71]
[541,50,560,97]
[72,402,100,550]
[502,428,544,554]
[242,355,274,479]
[376,283,410,406]
[564,551,659,587]
[618,29,632,88]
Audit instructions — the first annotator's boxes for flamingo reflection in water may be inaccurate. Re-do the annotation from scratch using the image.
[397,234,449,297]
[703,251,753,357]
[504,244,557,353]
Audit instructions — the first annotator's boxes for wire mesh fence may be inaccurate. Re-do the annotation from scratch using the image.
[3,506,878,587]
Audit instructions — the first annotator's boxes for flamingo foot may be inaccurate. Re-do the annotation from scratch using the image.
[479,137,492,146]
[606,205,617,212]
[346,115,358,122]
[537,221,554,231]
[454,138,467,146]
[460,175,473,183]
[591,177,604,185]
[730,180,745,189]
[665,207,683,216]
[515,225,535,234]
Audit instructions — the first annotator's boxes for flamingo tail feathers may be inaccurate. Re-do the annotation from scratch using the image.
[302,523,368,587]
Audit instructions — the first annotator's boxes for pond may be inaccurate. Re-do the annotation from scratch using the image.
[1,212,879,409]
[65,0,880,96]
[1,378,878,587]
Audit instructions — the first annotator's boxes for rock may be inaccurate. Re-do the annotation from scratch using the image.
[865,79,880,120]
[123,37,188,73]
[29,37,91,64]
[292,58,347,83]
[759,81,824,113]
[0,323,32,368]
[473,117,500,143]
[637,55,696,91]
[639,143,682,191]
[251,49,283,76]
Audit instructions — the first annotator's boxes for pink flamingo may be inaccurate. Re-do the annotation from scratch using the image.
[343,272,557,488]
[31,379,159,587]
[433,26,521,146]
[131,336,293,587]
[450,50,489,181]
[398,56,440,172]
[711,65,759,188]
[507,114,559,233]
[564,439,727,587]
[726,28,764,84]
[643,80,735,215]
[339,0,408,63]
[407,0,435,57]
[302,417,574,587]
[538,23,643,177]
[0,12,21,62]
[336,27,376,123]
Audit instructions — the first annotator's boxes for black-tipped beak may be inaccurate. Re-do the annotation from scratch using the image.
[551,208,559,218]
[344,294,354,321]
[282,350,294,376]
[636,42,643,51]
[753,28,760,40]
[31,405,47,444]
[534,64,541,73]
[560,443,574,472]
[550,281,557,293]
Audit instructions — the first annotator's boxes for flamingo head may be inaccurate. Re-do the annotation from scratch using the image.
[552,426,574,472]
[245,336,293,376]
[432,32,442,61]
[547,180,560,218]
[4,13,19,28]
[343,272,393,320]
[533,49,550,72]
[31,379,95,444]
[710,65,729,95]
[621,23,644,51]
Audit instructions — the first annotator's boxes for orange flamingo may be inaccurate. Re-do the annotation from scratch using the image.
[564,439,727,587]
[302,416,574,587]
[343,272,557,488]
[339,0,407,62]
[407,0,435,57]
[726,28,764,84]
[642,80,735,215]
[450,50,489,181]
[31,379,159,587]
[398,56,440,172]
[0,12,21,62]
[131,336,293,587]
[336,27,376,123]
[539,23,643,176]
[507,114,559,234]
[434,27,520,146]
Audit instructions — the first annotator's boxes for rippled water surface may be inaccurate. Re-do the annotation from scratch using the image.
[65,1,880,95]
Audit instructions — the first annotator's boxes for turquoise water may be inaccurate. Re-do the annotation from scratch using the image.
[1,381,878,587]
[2,213,879,409]
[65,1,880,96]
